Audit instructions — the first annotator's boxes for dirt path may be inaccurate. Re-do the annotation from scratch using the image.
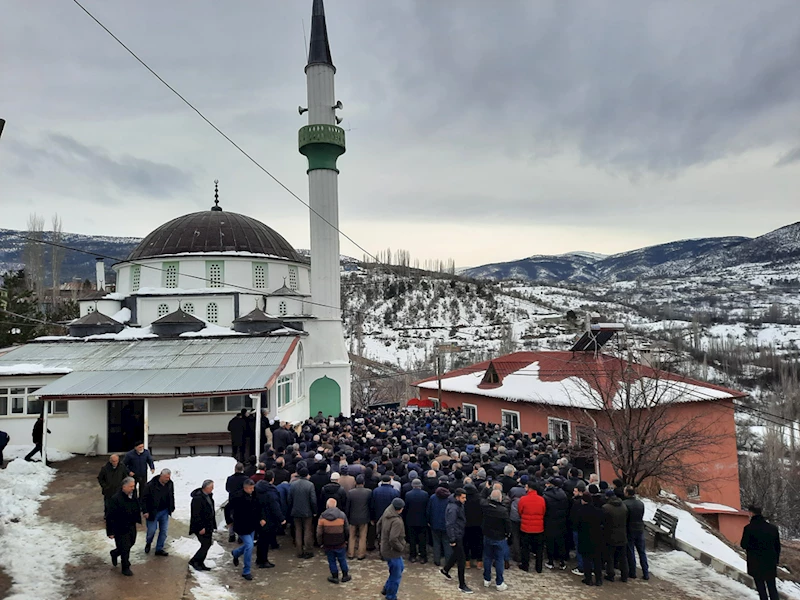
[33,457,717,600]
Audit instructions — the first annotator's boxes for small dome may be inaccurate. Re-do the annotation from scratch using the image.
[69,311,124,337]
[126,210,305,263]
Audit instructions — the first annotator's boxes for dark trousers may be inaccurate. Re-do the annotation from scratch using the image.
[408,525,427,560]
[24,443,42,461]
[191,533,213,565]
[546,531,567,564]
[627,530,649,577]
[583,550,603,584]
[103,495,113,519]
[464,526,483,562]
[111,527,137,571]
[754,578,779,600]
[520,531,544,572]
[232,444,245,462]
[0,437,8,465]
[257,529,277,565]
[443,539,467,587]
[510,523,521,562]
[605,543,628,581]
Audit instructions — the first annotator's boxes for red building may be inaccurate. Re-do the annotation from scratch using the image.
[413,349,746,516]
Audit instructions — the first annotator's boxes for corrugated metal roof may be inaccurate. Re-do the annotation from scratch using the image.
[0,338,296,398]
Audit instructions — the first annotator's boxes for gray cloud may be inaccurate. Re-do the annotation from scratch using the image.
[776,146,800,167]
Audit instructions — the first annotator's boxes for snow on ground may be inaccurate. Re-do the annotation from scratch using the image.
[152,456,236,525]
[170,536,225,568]
[643,499,747,572]
[0,459,79,600]
[649,551,759,600]
[3,445,74,462]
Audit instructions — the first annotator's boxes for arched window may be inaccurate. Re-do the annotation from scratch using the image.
[183,302,194,314]
[279,301,287,317]
[157,303,170,318]
[288,266,298,290]
[253,263,267,289]
[163,262,179,288]
[207,302,219,323]
[131,265,141,292]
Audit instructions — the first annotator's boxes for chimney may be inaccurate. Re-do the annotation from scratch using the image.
[96,258,106,291]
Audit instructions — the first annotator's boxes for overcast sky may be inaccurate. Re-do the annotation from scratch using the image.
[2,1,799,267]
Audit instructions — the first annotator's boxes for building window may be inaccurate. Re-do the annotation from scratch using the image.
[253,263,268,290]
[288,266,298,290]
[277,375,293,408]
[206,261,224,288]
[687,485,700,499]
[182,394,253,414]
[463,403,478,421]
[131,265,141,292]
[548,417,571,443]
[0,387,65,417]
[501,409,520,431]
[206,302,219,324]
[157,303,170,318]
[279,301,287,317]
[163,262,179,288]
[87,305,95,313]
[183,302,194,315]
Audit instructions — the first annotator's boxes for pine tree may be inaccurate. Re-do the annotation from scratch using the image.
[0,270,44,347]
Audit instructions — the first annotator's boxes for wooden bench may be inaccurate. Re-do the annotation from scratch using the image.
[149,433,230,457]
[645,508,679,549]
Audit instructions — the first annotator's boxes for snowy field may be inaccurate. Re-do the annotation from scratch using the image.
[3,444,74,462]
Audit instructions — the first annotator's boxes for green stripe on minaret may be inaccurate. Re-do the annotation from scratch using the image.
[299,124,346,172]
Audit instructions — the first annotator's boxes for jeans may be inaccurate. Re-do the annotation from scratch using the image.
[573,531,583,571]
[443,539,467,588]
[483,537,506,585]
[145,509,170,552]
[232,532,255,575]
[348,523,368,559]
[384,557,404,600]
[294,517,314,556]
[326,547,348,575]
[431,529,452,565]
[520,531,544,572]
[192,533,213,564]
[754,578,780,600]
[408,525,427,560]
[627,530,648,577]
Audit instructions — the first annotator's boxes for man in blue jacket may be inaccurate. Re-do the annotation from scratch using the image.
[427,484,453,565]
[123,441,155,497]
[255,470,285,568]
[403,479,429,563]
[371,476,400,525]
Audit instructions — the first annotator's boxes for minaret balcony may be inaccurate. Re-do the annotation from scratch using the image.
[299,124,346,172]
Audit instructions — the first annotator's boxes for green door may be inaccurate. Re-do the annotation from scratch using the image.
[309,376,341,418]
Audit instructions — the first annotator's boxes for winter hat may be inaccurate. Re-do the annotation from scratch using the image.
[408,470,418,480]
[588,484,599,494]
[412,479,423,489]
[392,498,405,510]
[330,472,340,481]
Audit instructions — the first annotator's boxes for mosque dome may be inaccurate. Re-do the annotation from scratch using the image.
[126,207,304,263]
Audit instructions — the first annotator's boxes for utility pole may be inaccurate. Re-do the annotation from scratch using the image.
[436,349,442,407]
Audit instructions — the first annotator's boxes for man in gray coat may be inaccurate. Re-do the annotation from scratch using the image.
[346,475,372,559]
[289,467,317,558]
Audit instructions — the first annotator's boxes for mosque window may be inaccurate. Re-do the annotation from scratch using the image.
[279,301,287,317]
[163,262,179,288]
[501,409,520,431]
[87,305,95,313]
[207,302,219,323]
[288,266,298,290]
[277,375,293,408]
[157,303,170,318]
[182,302,194,315]
[131,265,141,292]
[253,263,268,289]
[206,261,224,288]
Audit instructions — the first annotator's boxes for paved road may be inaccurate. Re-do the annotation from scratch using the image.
[35,456,709,600]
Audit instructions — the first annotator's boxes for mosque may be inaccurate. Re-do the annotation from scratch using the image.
[0,0,350,455]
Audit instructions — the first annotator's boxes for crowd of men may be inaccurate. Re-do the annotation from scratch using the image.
[91,407,782,600]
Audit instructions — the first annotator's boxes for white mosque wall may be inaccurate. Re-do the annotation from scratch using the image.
[80,299,123,318]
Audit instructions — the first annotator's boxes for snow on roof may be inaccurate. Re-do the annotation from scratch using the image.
[687,502,741,513]
[0,364,73,376]
[179,323,245,338]
[415,351,744,408]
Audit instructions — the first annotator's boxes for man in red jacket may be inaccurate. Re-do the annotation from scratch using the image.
[517,482,546,573]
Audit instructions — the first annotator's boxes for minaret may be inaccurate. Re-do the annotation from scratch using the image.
[299,0,350,417]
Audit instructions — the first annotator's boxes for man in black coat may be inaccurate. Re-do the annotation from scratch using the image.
[228,409,248,462]
[24,416,50,461]
[542,478,570,570]
[142,468,175,556]
[319,471,348,512]
[576,492,605,586]
[97,454,127,519]
[254,471,286,568]
[107,477,142,576]
[0,429,9,467]
[741,506,781,600]
[225,462,248,542]
[230,479,266,580]
[189,479,216,570]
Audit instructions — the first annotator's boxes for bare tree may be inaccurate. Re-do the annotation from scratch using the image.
[565,351,733,492]
[50,214,64,305]
[23,213,46,297]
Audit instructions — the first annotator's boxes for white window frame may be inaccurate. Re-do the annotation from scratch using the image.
[181,394,254,414]
[462,403,478,421]
[548,417,571,443]
[501,409,520,431]
[131,264,141,292]
[162,261,179,288]
[288,266,298,290]
[253,262,268,290]
[277,375,293,409]
[206,302,219,324]
[0,387,68,417]
[206,261,225,288]
[687,485,700,499]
